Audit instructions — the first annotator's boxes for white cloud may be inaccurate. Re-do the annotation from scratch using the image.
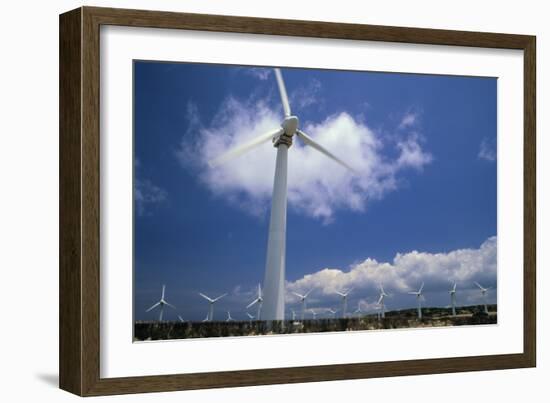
[478,137,496,162]
[398,112,417,129]
[134,178,167,216]
[289,78,322,110]
[286,236,497,304]
[245,67,272,81]
[180,97,432,223]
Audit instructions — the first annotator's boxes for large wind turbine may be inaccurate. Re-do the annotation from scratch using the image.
[292,289,313,321]
[145,285,176,322]
[246,284,264,320]
[209,68,354,321]
[327,308,337,319]
[199,292,227,321]
[474,282,490,314]
[408,282,425,319]
[336,288,353,318]
[309,309,319,320]
[377,284,389,318]
[449,283,457,316]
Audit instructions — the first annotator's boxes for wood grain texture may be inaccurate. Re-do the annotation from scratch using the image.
[59,8,82,396]
[59,6,537,396]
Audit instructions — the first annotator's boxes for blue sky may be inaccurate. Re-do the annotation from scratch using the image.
[134,61,497,322]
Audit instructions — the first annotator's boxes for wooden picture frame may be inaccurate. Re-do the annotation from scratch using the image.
[59,6,536,396]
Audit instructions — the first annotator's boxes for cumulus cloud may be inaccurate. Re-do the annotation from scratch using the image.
[478,137,496,162]
[286,236,497,309]
[179,97,432,223]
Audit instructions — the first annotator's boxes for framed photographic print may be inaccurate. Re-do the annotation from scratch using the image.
[59,6,536,396]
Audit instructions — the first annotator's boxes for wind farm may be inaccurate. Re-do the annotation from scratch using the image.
[133,62,498,341]
[135,280,497,341]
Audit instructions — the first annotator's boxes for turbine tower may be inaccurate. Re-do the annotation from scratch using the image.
[209,68,354,321]
[292,289,313,321]
[246,283,264,320]
[474,282,490,314]
[336,288,353,318]
[408,282,425,319]
[377,284,389,318]
[449,283,457,316]
[145,285,176,322]
[199,292,227,321]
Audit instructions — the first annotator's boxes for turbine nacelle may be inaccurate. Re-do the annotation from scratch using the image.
[281,116,299,136]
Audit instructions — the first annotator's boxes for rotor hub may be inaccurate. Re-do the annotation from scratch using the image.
[282,115,299,136]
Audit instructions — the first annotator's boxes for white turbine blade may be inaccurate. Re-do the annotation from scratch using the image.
[199,293,214,302]
[377,295,384,305]
[213,293,227,302]
[452,283,457,292]
[474,281,484,290]
[296,130,357,173]
[304,289,313,298]
[165,301,176,310]
[161,284,165,300]
[292,291,305,299]
[258,283,262,299]
[274,68,291,117]
[145,301,161,312]
[407,292,419,295]
[419,282,425,293]
[208,128,283,168]
[246,298,259,309]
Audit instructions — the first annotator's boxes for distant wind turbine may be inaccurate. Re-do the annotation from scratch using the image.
[290,309,297,321]
[310,309,319,320]
[199,292,227,321]
[246,312,255,322]
[246,284,264,320]
[354,301,364,317]
[336,288,353,318]
[377,284,389,318]
[408,282,425,319]
[327,308,337,319]
[209,68,355,321]
[474,282,490,314]
[145,285,176,322]
[449,283,457,316]
[292,289,313,321]
[226,311,234,322]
